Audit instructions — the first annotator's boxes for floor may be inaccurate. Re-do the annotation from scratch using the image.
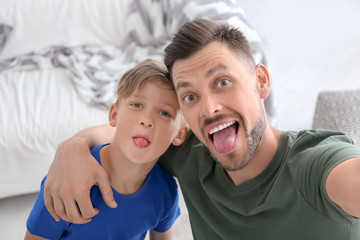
[0,193,37,239]
[2,0,360,239]
[0,187,192,240]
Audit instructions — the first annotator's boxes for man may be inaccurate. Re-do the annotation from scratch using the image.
[44,18,360,239]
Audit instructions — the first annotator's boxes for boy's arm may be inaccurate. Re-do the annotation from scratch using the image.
[149,227,173,240]
[326,157,360,218]
[25,230,48,240]
[44,124,118,224]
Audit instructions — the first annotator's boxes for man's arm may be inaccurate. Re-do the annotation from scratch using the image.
[326,157,360,218]
[44,124,117,224]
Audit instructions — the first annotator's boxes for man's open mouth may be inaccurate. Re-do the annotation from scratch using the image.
[208,121,239,154]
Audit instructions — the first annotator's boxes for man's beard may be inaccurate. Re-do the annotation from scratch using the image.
[213,107,266,172]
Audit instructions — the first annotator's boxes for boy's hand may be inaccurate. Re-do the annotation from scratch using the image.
[44,137,117,224]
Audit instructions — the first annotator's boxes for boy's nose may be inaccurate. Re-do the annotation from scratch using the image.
[140,114,153,127]
[141,121,153,127]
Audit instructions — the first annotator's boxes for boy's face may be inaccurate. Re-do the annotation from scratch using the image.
[172,41,269,172]
[109,79,185,164]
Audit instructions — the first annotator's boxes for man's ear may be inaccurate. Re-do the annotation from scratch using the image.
[255,63,271,99]
[108,103,117,127]
[171,125,189,146]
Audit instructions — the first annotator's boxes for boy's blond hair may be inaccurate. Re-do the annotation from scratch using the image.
[116,59,172,105]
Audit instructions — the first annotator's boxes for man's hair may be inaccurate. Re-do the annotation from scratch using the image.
[116,59,171,105]
[164,18,255,81]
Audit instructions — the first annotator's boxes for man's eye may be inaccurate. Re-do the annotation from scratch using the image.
[216,79,230,88]
[183,94,197,103]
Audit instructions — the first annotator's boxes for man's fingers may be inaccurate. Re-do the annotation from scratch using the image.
[75,191,99,219]
[63,198,92,224]
[44,194,60,222]
[96,171,117,208]
[53,196,68,222]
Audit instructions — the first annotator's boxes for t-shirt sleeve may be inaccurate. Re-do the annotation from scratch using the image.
[26,176,70,239]
[153,193,181,233]
[151,168,181,233]
[290,131,360,220]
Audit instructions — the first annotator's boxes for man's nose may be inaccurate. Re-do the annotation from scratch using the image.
[199,93,222,118]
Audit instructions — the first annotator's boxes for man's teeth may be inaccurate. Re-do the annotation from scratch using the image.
[209,121,236,135]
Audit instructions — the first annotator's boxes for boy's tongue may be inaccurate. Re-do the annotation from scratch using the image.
[212,124,237,154]
[134,137,150,148]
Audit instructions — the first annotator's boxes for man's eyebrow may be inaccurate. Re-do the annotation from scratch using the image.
[175,81,191,92]
[175,64,229,92]
[205,64,228,78]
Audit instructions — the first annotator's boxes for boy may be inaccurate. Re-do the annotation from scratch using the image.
[25,59,189,240]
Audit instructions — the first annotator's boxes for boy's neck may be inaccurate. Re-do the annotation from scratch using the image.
[99,144,157,195]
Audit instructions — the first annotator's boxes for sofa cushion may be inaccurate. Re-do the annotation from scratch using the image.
[312,90,360,146]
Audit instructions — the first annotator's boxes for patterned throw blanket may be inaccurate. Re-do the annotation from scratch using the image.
[0,0,271,113]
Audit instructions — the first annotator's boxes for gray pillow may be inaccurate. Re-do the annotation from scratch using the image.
[312,90,360,147]
[0,24,13,53]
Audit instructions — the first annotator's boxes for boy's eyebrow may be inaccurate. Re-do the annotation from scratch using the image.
[175,64,228,92]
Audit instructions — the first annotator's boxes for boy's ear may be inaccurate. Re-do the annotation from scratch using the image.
[171,125,189,146]
[108,103,117,127]
[255,63,271,99]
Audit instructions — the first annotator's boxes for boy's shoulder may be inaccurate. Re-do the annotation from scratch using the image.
[146,164,179,207]
[149,163,178,192]
[90,143,110,164]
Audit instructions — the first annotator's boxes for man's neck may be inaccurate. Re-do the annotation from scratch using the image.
[100,144,157,195]
[226,126,282,186]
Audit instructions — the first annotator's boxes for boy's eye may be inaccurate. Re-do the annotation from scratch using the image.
[130,102,142,108]
[160,111,171,117]
[183,94,197,103]
[216,79,230,88]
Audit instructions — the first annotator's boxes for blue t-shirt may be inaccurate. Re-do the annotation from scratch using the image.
[27,144,180,240]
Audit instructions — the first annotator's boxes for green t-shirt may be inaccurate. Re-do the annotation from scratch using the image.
[160,129,360,240]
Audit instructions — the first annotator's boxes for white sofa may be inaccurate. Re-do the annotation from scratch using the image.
[0,1,273,238]
[0,0,272,199]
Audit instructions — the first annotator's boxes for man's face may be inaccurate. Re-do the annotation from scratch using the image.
[172,41,268,171]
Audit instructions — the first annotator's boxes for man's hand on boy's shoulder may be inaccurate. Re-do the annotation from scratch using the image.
[44,137,117,224]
